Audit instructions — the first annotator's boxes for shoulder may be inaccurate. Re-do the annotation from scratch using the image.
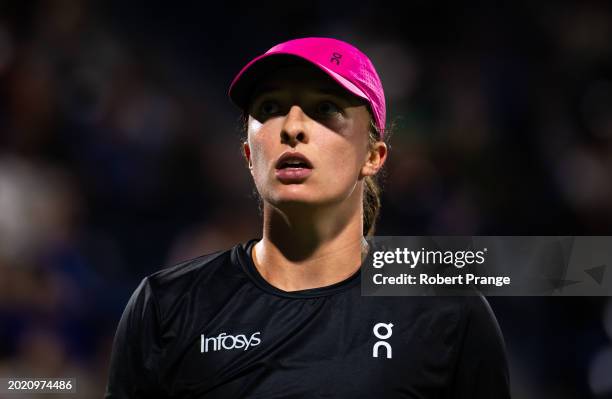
[399,292,497,321]
[426,291,502,330]
[406,294,506,355]
[137,241,255,319]
[458,294,505,343]
[449,294,511,397]
[146,247,230,291]
[429,293,505,349]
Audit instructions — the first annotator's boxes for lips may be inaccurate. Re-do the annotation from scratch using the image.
[275,152,313,170]
[275,152,313,183]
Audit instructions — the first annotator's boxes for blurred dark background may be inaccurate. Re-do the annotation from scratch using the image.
[0,0,611,397]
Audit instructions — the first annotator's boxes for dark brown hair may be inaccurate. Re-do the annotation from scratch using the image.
[363,121,386,236]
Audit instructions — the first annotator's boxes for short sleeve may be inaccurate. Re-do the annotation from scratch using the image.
[450,295,511,399]
[105,277,164,399]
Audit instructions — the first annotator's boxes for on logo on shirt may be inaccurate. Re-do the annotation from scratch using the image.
[372,322,393,359]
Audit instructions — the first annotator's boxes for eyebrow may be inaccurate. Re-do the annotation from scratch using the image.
[317,87,351,97]
[250,86,282,98]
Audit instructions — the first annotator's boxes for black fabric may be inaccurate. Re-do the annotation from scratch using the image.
[105,239,511,399]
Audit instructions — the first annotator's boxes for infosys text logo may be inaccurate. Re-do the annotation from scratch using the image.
[200,331,262,353]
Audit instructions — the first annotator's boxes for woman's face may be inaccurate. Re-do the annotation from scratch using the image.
[244,64,386,209]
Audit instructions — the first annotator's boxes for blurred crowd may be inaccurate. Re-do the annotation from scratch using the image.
[0,0,611,397]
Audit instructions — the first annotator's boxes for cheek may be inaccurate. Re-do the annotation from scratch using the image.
[319,138,365,184]
[248,126,277,183]
[250,144,270,189]
[249,138,266,168]
[332,121,369,169]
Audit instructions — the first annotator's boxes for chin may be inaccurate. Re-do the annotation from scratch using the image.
[268,190,344,211]
[270,193,316,208]
[265,188,317,208]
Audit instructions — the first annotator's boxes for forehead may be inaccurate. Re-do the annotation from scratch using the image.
[249,64,364,104]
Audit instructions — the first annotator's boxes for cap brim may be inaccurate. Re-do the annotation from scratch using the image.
[228,52,369,111]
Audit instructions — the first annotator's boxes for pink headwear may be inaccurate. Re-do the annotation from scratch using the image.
[228,37,386,135]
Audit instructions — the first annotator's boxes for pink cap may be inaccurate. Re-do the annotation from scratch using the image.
[228,37,386,135]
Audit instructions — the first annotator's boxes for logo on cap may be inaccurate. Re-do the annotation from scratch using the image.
[330,52,342,65]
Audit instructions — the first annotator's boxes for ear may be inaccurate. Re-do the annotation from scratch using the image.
[242,141,253,172]
[360,142,388,178]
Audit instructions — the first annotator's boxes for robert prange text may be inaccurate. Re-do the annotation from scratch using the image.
[372,273,511,287]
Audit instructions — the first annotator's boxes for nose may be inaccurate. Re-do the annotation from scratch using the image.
[280,105,308,146]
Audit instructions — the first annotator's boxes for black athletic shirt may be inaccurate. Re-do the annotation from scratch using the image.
[105,239,511,399]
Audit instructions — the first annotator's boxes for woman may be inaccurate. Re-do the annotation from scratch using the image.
[105,37,510,398]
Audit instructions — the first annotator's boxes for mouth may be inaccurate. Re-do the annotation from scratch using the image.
[275,152,313,170]
[275,152,313,183]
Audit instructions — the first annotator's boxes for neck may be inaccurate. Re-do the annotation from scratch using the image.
[252,188,368,292]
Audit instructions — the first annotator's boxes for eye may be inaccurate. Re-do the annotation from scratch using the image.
[317,101,340,116]
[260,100,280,115]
